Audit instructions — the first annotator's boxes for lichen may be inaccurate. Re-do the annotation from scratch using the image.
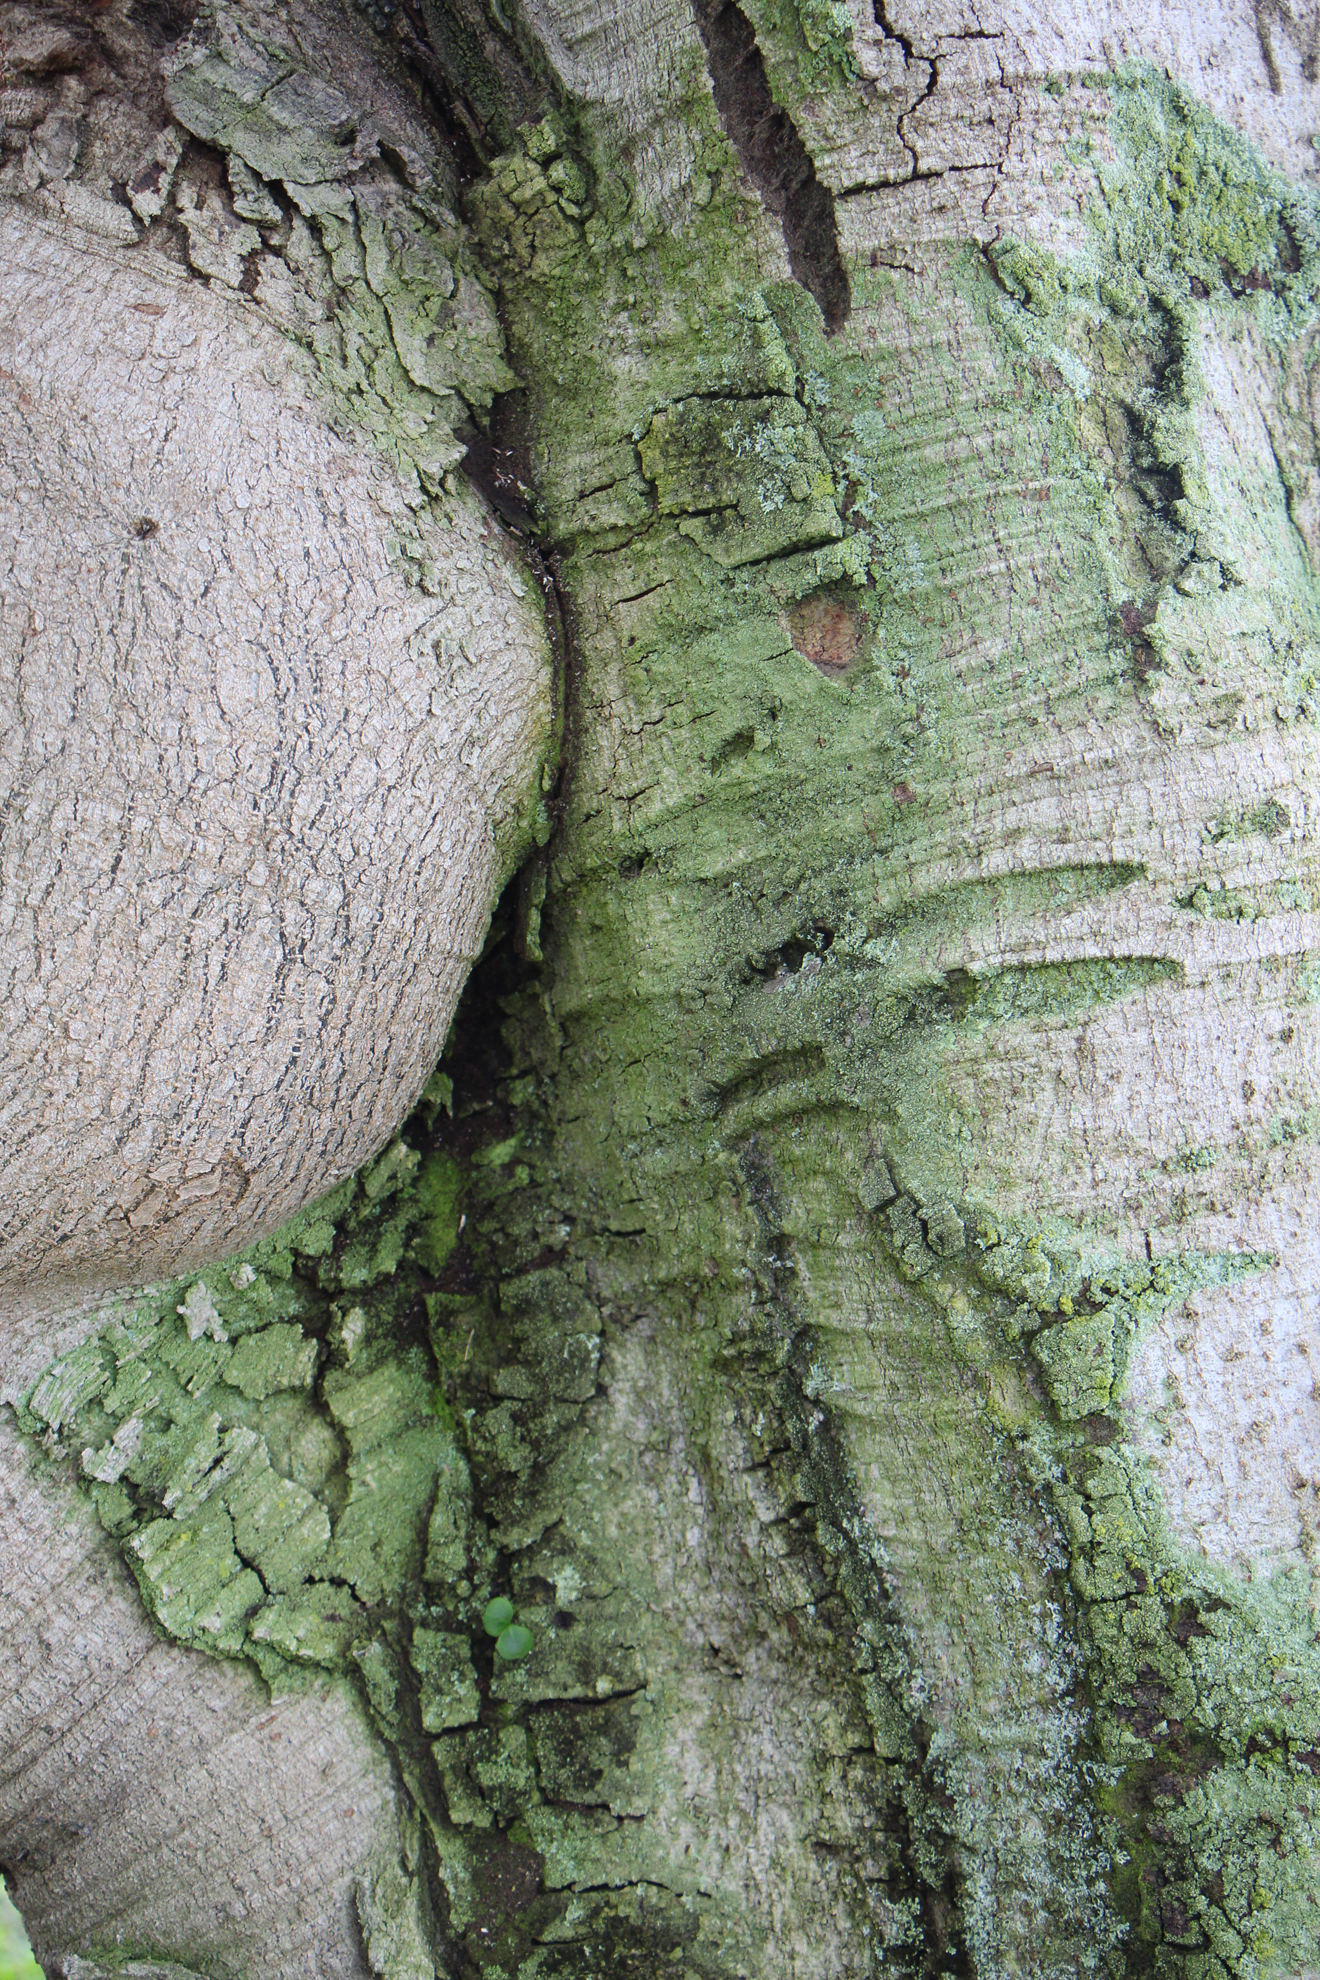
[21,24,1320,1975]
[21,1125,468,1685]
[448,56,1320,1969]
[162,9,516,496]
[1098,69,1320,309]
[638,391,843,564]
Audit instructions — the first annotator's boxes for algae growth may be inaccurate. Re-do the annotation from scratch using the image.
[164,16,516,492]
[449,53,1320,1974]
[22,1088,469,1688]
[19,17,1320,1976]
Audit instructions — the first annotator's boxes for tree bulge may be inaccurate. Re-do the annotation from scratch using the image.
[0,128,554,1312]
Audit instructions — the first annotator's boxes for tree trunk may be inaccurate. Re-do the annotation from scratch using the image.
[4,2,1320,1977]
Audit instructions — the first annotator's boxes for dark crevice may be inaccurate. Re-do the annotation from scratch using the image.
[737,924,836,982]
[455,394,539,536]
[388,0,555,170]
[452,369,576,867]
[731,527,850,571]
[128,0,202,46]
[690,0,850,331]
[872,0,918,62]
[391,0,494,177]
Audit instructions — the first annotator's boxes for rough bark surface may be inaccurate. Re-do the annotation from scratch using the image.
[0,1417,395,1980]
[6,1,1320,1978]
[0,0,556,1308]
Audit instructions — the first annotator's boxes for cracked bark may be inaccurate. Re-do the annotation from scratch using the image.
[692,0,850,328]
[5,2,1320,1978]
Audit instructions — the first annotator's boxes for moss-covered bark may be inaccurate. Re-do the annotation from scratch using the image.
[11,3,1320,1976]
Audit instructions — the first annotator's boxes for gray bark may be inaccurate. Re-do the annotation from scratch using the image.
[4,2,1320,1977]
[0,0,556,1314]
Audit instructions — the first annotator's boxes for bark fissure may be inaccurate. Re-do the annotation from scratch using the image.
[737,1140,977,1974]
[691,0,850,331]
[870,0,934,180]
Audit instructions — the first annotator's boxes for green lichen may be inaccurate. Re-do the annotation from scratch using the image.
[1098,69,1320,304]
[25,30,1320,1975]
[1020,1249,1268,1420]
[457,136,1136,1952]
[985,68,1320,331]
[223,1324,320,1399]
[21,1125,467,1683]
[875,1177,1316,1967]
[453,57,1320,1967]
[1054,1444,1320,1976]
[412,1625,481,1731]
[638,392,843,566]
[165,14,515,492]
[740,0,861,107]
[932,955,1182,1031]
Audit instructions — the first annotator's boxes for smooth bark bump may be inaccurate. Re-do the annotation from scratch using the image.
[0,10,555,1308]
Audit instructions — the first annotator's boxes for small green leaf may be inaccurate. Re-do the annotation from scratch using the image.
[482,1596,515,1637]
[495,1622,534,1662]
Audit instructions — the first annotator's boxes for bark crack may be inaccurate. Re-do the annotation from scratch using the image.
[871,0,935,179]
[691,0,850,331]
[868,6,1013,192]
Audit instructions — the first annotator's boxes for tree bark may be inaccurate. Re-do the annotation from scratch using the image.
[4,2,1320,1977]
[0,0,556,1313]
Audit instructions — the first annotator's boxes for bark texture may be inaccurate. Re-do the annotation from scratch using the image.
[6,1,1320,1978]
[0,0,556,1309]
[0,1415,396,1980]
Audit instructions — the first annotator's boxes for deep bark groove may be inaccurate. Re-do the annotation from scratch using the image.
[691,0,851,330]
